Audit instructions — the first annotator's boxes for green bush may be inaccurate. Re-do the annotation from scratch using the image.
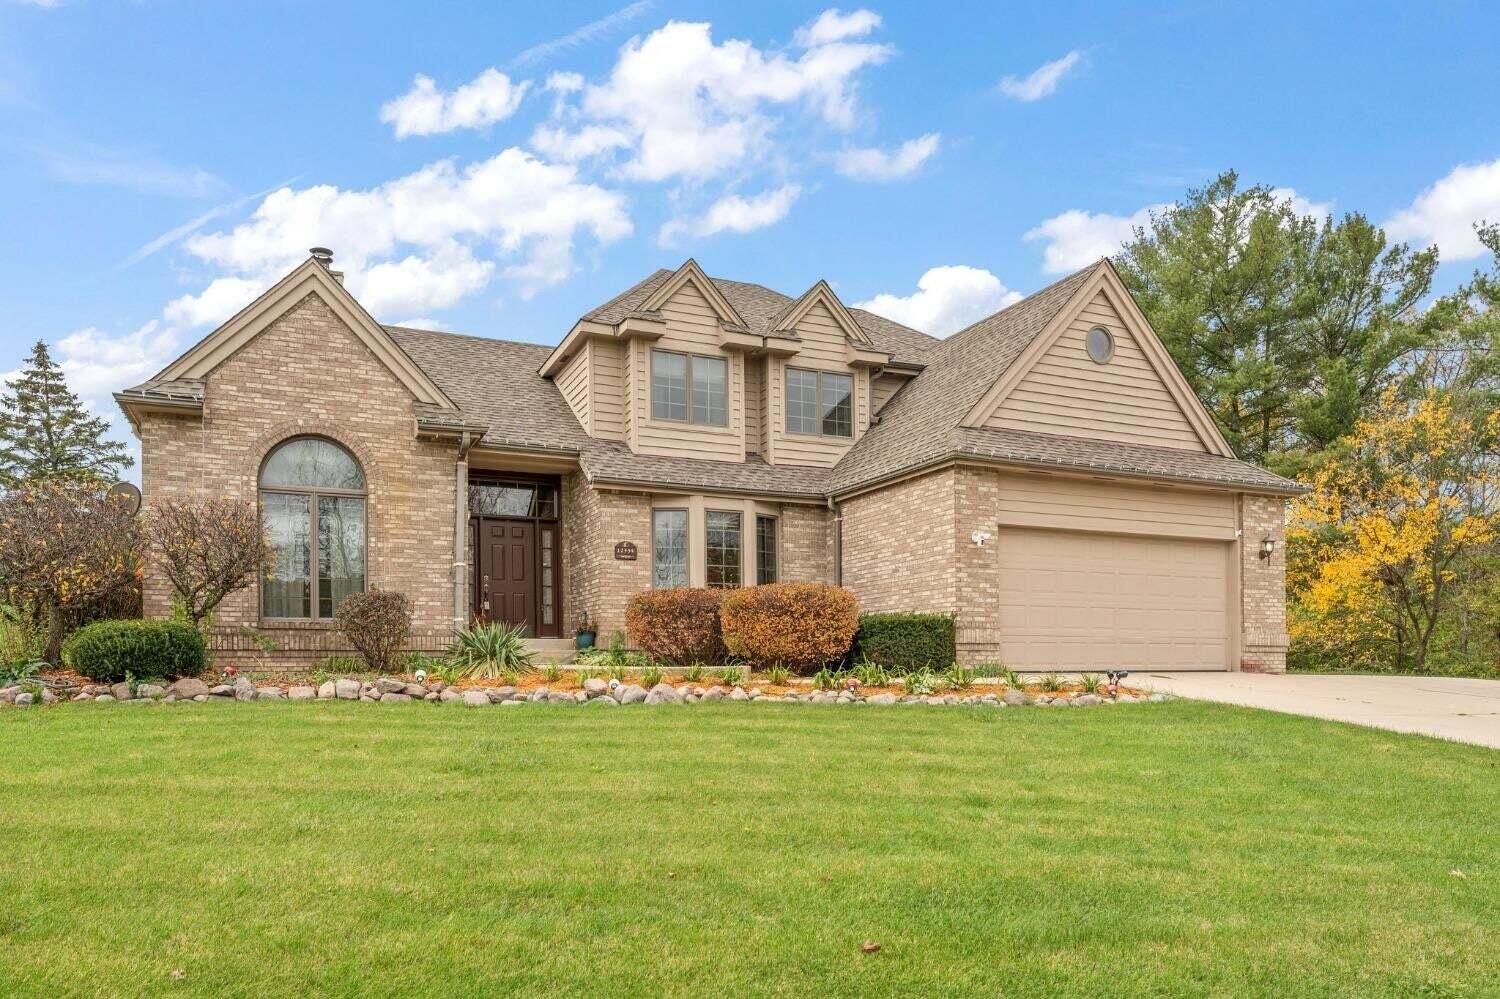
[62,619,207,683]
[855,612,955,670]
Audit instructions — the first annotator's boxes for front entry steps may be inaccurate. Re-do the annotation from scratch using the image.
[525,638,578,665]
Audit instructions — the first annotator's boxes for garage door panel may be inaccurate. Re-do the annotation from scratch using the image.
[995,527,1230,670]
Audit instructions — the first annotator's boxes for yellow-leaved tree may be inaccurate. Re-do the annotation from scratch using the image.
[1287,387,1499,672]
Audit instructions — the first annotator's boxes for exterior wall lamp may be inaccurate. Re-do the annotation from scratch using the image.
[1259,536,1276,560]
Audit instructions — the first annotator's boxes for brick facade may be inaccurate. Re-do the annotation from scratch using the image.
[839,468,957,614]
[1238,493,1289,673]
[563,478,652,642]
[138,293,460,668]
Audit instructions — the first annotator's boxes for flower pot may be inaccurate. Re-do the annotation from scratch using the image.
[575,631,596,650]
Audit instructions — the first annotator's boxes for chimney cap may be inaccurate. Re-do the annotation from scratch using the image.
[309,247,333,265]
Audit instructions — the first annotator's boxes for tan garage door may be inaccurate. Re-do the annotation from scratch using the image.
[995,527,1230,670]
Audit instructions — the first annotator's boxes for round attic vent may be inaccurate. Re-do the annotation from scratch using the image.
[1086,326,1115,364]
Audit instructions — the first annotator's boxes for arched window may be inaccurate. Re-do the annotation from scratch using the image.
[260,437,367,620]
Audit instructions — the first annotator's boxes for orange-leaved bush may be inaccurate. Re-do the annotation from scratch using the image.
[625,588,725,664]
[719,583,859,672]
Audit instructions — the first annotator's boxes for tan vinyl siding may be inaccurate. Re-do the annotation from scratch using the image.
[992,472,1237,540]
[984,291,1207,451]
[871,371,909,414]
[629,279,745,463]
[744,353,763,454]
[768,302,867,468]
[590,338,627,441]
[556,342,592,433]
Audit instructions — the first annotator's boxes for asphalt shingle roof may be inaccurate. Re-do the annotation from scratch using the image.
[376,263,1301,499]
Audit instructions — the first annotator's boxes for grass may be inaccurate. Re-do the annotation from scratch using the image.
[1,702,1496,997]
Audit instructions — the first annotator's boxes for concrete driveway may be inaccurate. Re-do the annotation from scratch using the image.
[1137,672,1500,749]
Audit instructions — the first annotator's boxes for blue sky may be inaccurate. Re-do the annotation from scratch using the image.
[3,0,1498,471]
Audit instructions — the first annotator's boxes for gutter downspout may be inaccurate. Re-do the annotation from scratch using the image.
[454,431,474,631]
[827,494,842,586]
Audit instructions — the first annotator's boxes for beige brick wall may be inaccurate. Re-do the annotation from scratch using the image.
[1239,493,1289,673]
[138,292,459,668]
[564,479,652,643]
[779,504,834,584]
[838,469,958,617]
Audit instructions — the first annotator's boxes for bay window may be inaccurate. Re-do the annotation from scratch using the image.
[705,510,742,588]
[652,509,689,588]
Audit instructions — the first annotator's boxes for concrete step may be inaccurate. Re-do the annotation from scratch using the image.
[525,638,578,664]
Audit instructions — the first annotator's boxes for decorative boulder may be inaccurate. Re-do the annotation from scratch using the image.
[461,690,491,707]
[288,686,317,700]
[334,678,361,700]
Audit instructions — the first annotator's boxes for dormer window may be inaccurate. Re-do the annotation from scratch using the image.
[651,349,728,427]
[786,368,853,438]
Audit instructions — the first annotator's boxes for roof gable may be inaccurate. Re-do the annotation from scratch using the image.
[155,257,456,409]
[960,261,1232,457]
[772,280,872,345]
[640,259,749,329]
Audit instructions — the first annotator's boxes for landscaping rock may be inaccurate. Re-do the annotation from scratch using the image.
[1149,693,1170,703]
[288,686,317,700]
[584,678,608,698]
[335,678,360,700]
[546,690,575,704]
[381,692,413,703]
[529,686,550,703]
[317,680,336,699]
[231,678,255,702]
[461,690,491,707]
[493,685,518,701]
[588,693,618,706]
[645,683,681,705]
[501,699,524,706]
[110,682,133,701]
[617,684,648,704]
[167,678,210,700]
[439,688,463,703]
[256,687,285,700]
[729,686,749,701]
[1076,694,1101,706]
[94,693,115,703]
[701,686,727,701]
[403,682,427,697]
[41,689,58,705]
[867,693,897,705]
[193,694,209,702]
[375,677,406,695]
[15,692,34,706]
[1002,689,1031,707]
[209,684,234,697]
[136,683,166,699]
[72,692,92,702]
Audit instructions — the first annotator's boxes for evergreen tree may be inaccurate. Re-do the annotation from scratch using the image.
[0,340,132,491]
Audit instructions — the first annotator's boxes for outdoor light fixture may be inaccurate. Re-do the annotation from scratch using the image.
[1106,670,1129,699]
[1259,536,1276,560]
[414,669,428,684]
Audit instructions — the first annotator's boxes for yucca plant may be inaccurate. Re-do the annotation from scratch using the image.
[640,664,665,688]
[1039,672,1065,693]
[716,665,743,686]
[1079,673,1104,695]
[762,664,792,686]
[900,667,938,696]
[811,667,846,691]
[943,663,974,690]
[853,662,889,687]
[542,660,563,683]
[446,621,535,680]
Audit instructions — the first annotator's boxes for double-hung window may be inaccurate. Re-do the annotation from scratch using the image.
[755,515,778,585]
[785,368,853,437]
[705,511,743,588]
[651,349,728,427]
[652,509,689,588]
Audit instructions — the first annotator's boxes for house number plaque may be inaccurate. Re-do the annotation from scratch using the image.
[614,541,638,561]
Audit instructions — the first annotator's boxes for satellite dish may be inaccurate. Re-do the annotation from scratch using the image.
[107,481,142,515]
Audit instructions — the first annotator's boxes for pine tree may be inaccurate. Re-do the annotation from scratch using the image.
[0,340,133,491]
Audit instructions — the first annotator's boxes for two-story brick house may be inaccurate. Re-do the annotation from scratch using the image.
[117,250,1303,671]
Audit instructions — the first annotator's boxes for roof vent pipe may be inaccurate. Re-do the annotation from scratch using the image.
[309,247,333,266]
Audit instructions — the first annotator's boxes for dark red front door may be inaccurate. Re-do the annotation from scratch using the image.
[481,520,535,635]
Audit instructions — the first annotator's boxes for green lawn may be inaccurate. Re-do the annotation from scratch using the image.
[1,701,1495,997]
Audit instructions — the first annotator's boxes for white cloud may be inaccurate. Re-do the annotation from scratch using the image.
[541,18,892,182]
[509,1,654,69]
[529,123,632,163]
[659,184,801,245]
[997,50,1082,102]
[172,147,630,326]
[794,8,881,47]
[163,276,264,328]
[834,133,940,181]
[51,321,182,409]
[1025,205,1160,274]
[853,265,1022,337]
[1385,158,1500,261]
[546,71,585,94]
[380,69,531,138]
[1271,186,1333,220]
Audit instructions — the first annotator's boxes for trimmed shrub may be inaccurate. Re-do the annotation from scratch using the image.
[720,583,858,672]
[856,612,956,670]
[63,619,207,682]
[625,588,725,664]
[335,589,412,673]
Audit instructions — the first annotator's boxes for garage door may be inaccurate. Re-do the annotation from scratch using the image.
[995,527,1230,670]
